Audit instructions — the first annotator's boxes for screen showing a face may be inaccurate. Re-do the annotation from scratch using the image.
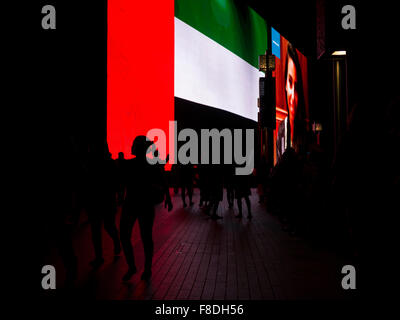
[274,32,309,164]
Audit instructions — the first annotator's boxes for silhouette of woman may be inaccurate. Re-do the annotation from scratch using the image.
[120,136,173,281]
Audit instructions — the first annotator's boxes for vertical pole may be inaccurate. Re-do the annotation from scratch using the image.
[345,55,349,130]
[332,59,337,158]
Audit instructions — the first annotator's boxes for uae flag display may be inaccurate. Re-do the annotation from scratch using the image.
[108,0,268,160]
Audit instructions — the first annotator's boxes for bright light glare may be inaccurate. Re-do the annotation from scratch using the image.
[332,51,346,56]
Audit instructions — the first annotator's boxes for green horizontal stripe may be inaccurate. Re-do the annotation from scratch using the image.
[175,0,268,69]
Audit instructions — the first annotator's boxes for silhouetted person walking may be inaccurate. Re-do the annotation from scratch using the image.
[179,164,194,207]
[224,165,235,208]
[120,136,173,282]
[198,164,211,208]
[171,164,180,195]
[207,165,223,220]
[86,143,121,268]
[234,173,252,219]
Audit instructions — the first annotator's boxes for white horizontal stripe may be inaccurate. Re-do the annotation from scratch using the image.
[175,17,263,121]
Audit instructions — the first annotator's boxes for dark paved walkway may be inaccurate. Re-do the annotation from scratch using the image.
[47,189,348,300]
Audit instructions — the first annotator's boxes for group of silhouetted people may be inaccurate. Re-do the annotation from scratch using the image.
[50,125,386,289]
[48,134,258,289]
[171,163,253,220]
[47,136,173,288]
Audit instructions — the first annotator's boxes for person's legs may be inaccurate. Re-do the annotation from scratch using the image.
[138,208,155,280]
[181,186,187,207]
[210,201,222,220]
[199,187,204,206]
[104,211,121,255]
[120,208,137,280]
[244,196,252,219]
[236,198,243,218]
[227,187,234,208]
[88,212,104,266]
[188,184,194,205]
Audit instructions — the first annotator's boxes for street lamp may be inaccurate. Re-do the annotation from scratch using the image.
[332,50,346,56]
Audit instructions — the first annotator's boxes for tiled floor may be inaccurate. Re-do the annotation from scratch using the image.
[47,189,349,300]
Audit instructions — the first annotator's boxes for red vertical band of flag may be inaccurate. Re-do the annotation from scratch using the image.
[107,0,174,161]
